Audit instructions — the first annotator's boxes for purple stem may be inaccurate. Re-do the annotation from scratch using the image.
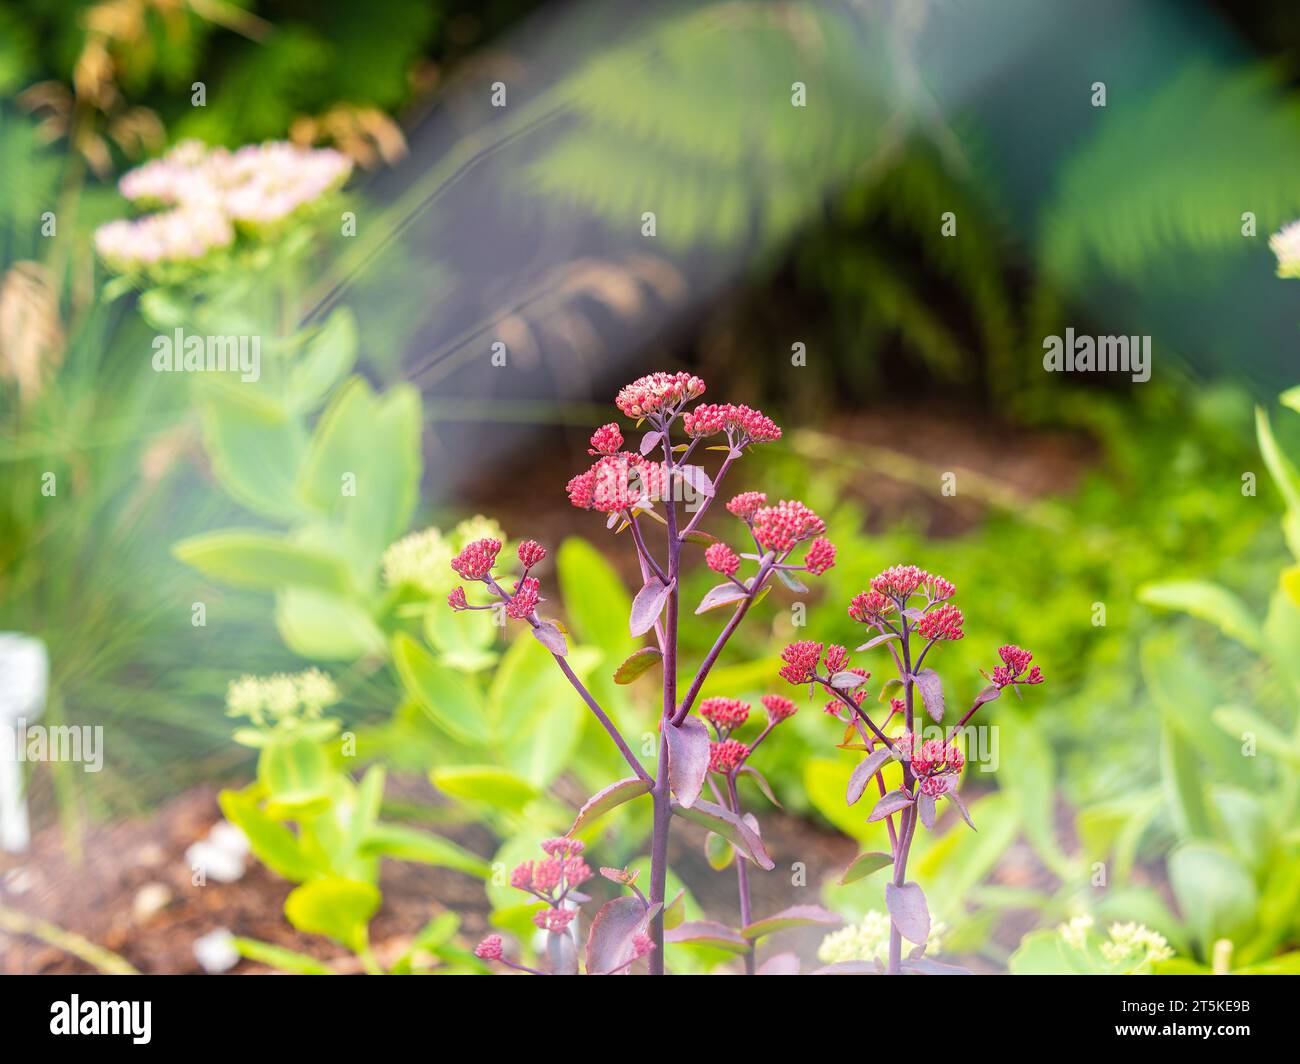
[629,513,669,585]
[483,575,652,786]
[678,449,738,540]
[725,773,756,975]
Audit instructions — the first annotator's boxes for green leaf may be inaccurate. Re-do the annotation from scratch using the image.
[1168,842,1258,957]
[613,646,663,684]
[195,379,310,521]
[218,786,318,883]
[284,878,380,954]
[289,307,358,413]
[297,377,422,573]
[430,765,538,812]
[839,851,892,885]
[705,831,735,870]
[424,602,499,672]
[275,587,385,660]
[392,632,491,744]
[491,632,591,787]
[1257,405,1300,513]
[232,937,334,974]
[359,823,491,878]
[1212,704,1300,767]
[1161,720,1214,839]
[174,530,353,594]
[997,706,1073,878]
[1009,930,1087,975]
[556,538,634,662]
[1138,579,1263,651]
[257,738,332,812]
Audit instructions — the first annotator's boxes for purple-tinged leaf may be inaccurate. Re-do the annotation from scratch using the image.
[971,684,1001,710]
[566,776,652,835]
[585,895,651,975]
[830,670,868,690]
[868,788,914,822]
[903,607,926,622]
[884,881,930,945]
[917,791,937,830]
[847,746,895,805]
[839,851,893,886]
[776,568,808,594]
[946,788,977,831]
[738,765,782,808]
[531,621,568,656]
[662,888,688,931]
[630,578,673,637]
[665,715,710,809]
[677,463,715,498]
[639,430,662,456]
[696,582,748,614]
[671,798,774,869]
[902,957,972,976]
[811,961,880,975]
[665,920,749,954]
[682,530,719,547]
[856,632,900,651]
[913,668,945,723]
[757,952,800,976]
[613,646,663,684]
[741,905,841,941]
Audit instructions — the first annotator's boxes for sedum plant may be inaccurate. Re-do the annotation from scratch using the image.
[448,372,1044,974]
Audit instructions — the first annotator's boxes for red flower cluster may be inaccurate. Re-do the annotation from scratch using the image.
[450,538,502,580]
[588,423,624,455]
[614,372,705,418]
[823,644,850,673]
[708,738,750,774]
[567,453,667,513]
[474,934,504,960]
[751,500,826,553]
[848,589,894,624]
[700,696,750,732]
[518,540,547,568]
[991,644,1044,688]
[896,732,964,796]
[869,565,956,604]
[761,694,797,723]
[705,542,740,576]
[534,908,577,932]
[682,403,781,443]
[804,537,836,575]
[726,491,767,520]
[448,586,468,611]
[779,640,823,684]
[917,603,965,642]
[506,577,540,619]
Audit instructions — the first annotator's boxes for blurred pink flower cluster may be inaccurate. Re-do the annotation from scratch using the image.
[95,139,352,273]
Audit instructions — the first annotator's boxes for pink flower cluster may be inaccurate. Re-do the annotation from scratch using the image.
[726,491,766,520]
[614,372,705,418]
[895,732,965,796]
[990,644,1044,688]
[700,697,750,733]
[751,500,826,554]
[96,139,352,273]
[708,738,750,775]
[870,564,954,603]
[510,838,593,931]
[778,640,824,685]
[682,403,781,443]
[588,423,624,455]
[567,453,667,513]
[803,538,837,575]
[916,603,965,642]
[506,577,540,619]
[450,538,502,580]
[706,542,740,576]
[761,694,797,723]
[518,540,547,569]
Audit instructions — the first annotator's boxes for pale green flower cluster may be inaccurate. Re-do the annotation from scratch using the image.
[382,516,508,595]
[817,911,944,965]
[1057,914,1173,973]
[226,668,339,727]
